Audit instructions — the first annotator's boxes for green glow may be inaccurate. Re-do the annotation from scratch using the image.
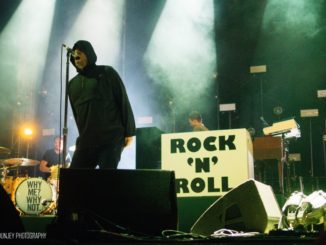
[263,0,322,37]
[144,0,217,109]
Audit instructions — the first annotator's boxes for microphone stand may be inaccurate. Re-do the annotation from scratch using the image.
[51,47,71,215]
[61,51,70,168]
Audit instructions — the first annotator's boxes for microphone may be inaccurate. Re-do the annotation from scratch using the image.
[260,116,269,127]
[62,44,76,57]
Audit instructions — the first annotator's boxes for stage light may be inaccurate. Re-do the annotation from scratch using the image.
[20,125,35,139]
[23,128,33,137]
[280,191,306,229]
[280,190,326,231]
[144,0,216,110]
[296,191,326,228]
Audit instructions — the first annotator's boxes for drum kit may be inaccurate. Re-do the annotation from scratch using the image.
[0,147,58,216]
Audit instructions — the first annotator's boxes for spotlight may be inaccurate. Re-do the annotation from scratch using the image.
[280,191,306,229]
[296,191,326,228]
[23,128,33,136]
[20,125,35,139]
[280,190,326,231]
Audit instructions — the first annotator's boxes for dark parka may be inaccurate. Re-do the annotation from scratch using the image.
[68,40,135,149]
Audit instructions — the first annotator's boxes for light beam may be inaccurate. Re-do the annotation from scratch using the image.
[144,0,217,113]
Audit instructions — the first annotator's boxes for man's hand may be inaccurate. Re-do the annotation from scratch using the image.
[124,136,133,147]
[40,160,51,173]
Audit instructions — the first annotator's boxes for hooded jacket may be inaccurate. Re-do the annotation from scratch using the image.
[68,40,135,149]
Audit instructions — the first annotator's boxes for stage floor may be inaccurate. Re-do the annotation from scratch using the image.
[18,215,323,245]
[12,175,326,244]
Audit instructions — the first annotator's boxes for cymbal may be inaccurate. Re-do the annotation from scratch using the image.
[0,147,11,155]
[2,158,40,167]
[0,165,18,170]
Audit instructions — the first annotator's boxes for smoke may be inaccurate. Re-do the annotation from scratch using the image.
[0,0,55,123]
[262,0,323,38]
[65,0,125,68]
[144,0,216,113]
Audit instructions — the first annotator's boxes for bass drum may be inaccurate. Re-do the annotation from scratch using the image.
[10,177,28,197]
[12,177,56,215]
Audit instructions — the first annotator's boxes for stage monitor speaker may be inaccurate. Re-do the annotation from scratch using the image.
[0,184,24,232]
[191,179,281,235]
[57,169,178,236]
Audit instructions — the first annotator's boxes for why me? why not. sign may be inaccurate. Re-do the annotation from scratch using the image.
[161,129,254,197]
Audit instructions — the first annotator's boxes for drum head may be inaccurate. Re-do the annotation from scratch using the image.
[11,177,28,201]
[14,178,53,215]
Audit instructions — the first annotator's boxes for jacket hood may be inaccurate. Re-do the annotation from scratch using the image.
[70,40,97,72]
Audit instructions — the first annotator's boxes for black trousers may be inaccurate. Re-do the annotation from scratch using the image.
[70,139,124,169]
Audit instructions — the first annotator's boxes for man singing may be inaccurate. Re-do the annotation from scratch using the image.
[68,40,135,169]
